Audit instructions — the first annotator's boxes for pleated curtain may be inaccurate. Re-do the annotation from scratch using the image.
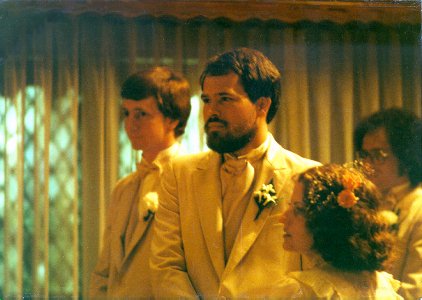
[0,9,420,298]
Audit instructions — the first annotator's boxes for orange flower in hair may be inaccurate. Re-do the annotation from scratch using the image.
[342,174,361,191]
[338,190,359,208]
[337,175,361,208]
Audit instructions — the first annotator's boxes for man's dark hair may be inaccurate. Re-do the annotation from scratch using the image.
[354,107,422,186]
[121,66,191,137]
[200,47,281,123]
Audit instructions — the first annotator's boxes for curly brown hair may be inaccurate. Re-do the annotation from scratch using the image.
[297,164,394,272]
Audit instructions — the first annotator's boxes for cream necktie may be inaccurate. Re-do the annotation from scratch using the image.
[124,160,158,253]
[221,156,255,263]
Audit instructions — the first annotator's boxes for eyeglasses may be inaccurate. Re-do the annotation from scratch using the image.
[355,149,390,164]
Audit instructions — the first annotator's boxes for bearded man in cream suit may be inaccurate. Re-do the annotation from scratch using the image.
[89,66,191,298]
[150,48,320,298]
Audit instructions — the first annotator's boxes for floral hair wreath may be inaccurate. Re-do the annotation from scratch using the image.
[304,161,367,210]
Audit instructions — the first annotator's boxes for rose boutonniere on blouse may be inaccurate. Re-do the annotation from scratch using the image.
[379,209,400,233]
[253,181,278,220]
[138,192,159,222]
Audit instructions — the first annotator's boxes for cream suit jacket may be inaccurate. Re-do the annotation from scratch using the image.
[151,137,320,298]
[89,170,157,298]
[391,184,422,299]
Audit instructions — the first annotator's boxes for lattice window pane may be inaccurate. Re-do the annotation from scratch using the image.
[48,92,78,297]
[118,121,138,179]
[0,87,78,298]
[2,95,22,297]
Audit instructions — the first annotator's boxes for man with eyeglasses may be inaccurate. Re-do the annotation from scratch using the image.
[354,107,422,299]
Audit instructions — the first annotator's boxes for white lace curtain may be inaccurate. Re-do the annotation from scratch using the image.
[0,10,420,298]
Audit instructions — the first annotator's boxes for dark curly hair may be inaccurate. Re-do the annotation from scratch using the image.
[354,107,422,187]
[199,47,281,123]
[297,164,394,272]
[120,66,191,137]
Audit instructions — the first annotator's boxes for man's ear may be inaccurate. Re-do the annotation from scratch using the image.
[256,97,271,116]
[166,118,179,132]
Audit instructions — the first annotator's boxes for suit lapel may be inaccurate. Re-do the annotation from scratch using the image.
[111,178,140,270]
[121,217,153,266]
[195,152,226,279]
[223,159,275,275]
[224,138,291,275]
[122,175,160,265]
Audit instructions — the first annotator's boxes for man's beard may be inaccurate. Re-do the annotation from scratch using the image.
[205,118,257,154]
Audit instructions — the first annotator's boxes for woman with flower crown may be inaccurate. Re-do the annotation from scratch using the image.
[261,164,403,299]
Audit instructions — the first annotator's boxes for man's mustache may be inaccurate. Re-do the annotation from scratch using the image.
[204,117,227,130]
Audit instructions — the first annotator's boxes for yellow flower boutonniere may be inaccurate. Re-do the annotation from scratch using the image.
[253,181,278,221]
[138,192,159,222]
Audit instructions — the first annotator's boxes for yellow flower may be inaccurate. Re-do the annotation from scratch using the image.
[337,190,359,208]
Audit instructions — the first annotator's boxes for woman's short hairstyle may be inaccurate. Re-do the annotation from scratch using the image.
[297,164,394,272]
[354,107,422,187]
[199,47,281,123]
[120,66,191,137]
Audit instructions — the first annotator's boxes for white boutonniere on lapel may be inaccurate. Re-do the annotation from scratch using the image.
[139,192,159,222]
[253,180,278,221]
